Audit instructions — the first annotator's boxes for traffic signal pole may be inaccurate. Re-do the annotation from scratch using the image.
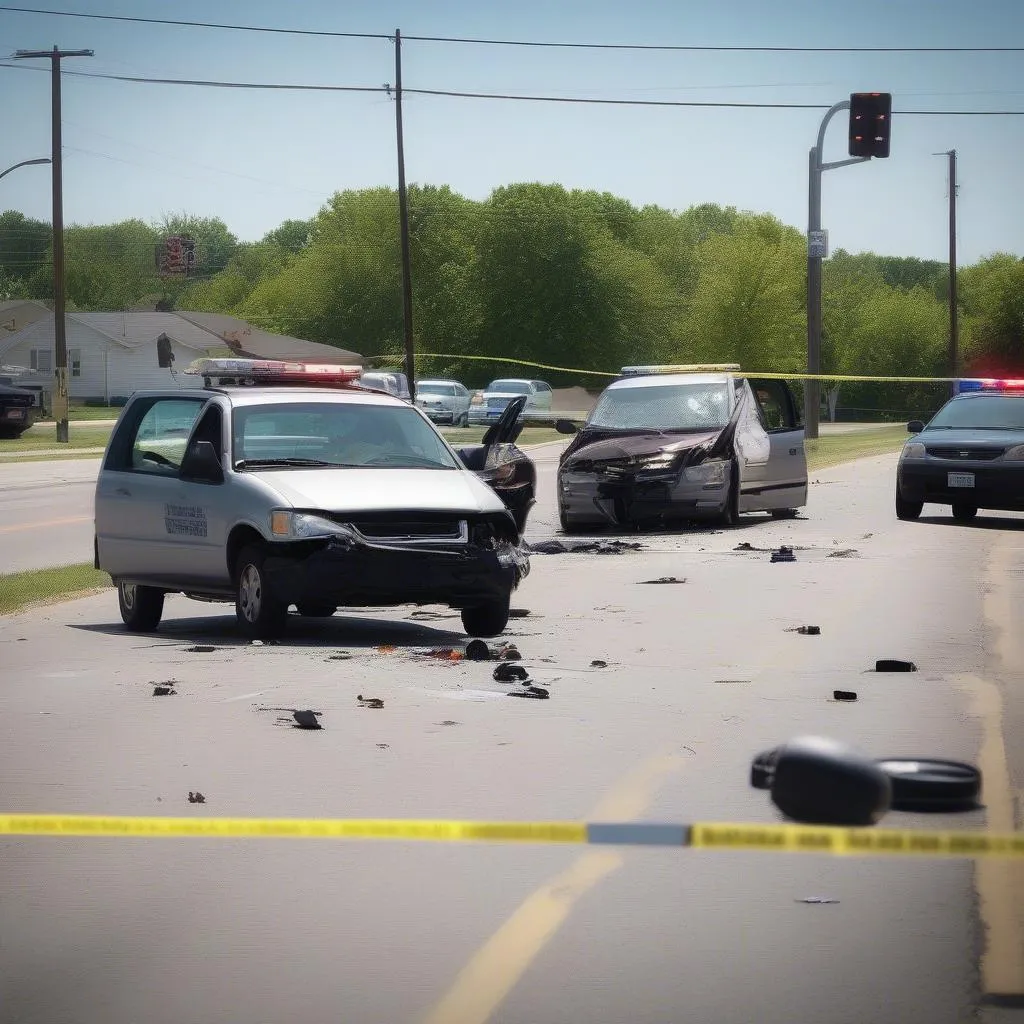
[805,100,870,440]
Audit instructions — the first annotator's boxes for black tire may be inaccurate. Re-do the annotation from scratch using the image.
[718,462,740,527]
[297,603,336,618]
[235,544,288,640]
[457,412,469,427]
[876,758,982,811]
[462,598,511,638]
[117,581,165,632]
[895,485,923,521]
[951,503,978,522]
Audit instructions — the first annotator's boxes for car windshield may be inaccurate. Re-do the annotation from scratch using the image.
[232,401,461,469]
[418,383,454,396]
[488,380,531,394]
[588,382,732,431]
[928,395,1024,430]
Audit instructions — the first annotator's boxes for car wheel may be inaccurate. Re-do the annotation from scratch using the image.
[117,580,165,632]
[235,544,288,639]
[457,413,469,427]
[895,485,923,521]
[718,462,740,527]
[461,597,511,638]
[297,603,336,618]
[951,503,978,522]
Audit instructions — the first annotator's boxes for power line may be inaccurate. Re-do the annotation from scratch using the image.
[0,6,1020,52]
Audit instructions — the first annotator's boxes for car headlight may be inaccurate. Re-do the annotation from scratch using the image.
[682,459,728,485]
[1003,445,1024,461]
[901,442,926,460]
[270,510,355,540]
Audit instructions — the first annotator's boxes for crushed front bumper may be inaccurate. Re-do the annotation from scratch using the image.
[559,469,730,525]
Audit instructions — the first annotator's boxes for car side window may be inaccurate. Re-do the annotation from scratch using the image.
[128,398,207,474]
[752,382,794,433]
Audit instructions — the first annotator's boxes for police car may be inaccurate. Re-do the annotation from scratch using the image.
[93,359,530,639]
[896,378,1024,522]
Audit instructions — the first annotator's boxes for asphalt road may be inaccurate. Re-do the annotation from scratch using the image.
[2,452,1024,1024]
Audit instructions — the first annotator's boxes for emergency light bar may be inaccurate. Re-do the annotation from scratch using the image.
[619,363,742,376]
[955,378,1024,394]
[185,358,363,387]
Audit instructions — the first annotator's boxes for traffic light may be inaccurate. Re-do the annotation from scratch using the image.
[848,92,892,158]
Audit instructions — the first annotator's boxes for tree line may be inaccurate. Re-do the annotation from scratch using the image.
[2,185,1022,418]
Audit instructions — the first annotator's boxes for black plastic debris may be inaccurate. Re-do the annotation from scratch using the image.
[828,549,859,558]
[750,736,892,826]
[530,539,643,555]
[833,690,858,702]
[797,625,821,636]
[439,720,460,727]
[508,609,531,619]
[591,659,608,669]
[326,652,352,661]
[187,791,205,804]
[493,663,529,683]
[465,639,491,661]
[734,542,755,551]
[876,758,982,812]
[358,695,385,709]
[186,645,215,654]
[770,546,796,563]
[875,659,918,673]
[530,539,569,554]
[292,710,322,730]
[499,644,522,661]
[152,685,177,697]
[508,685,549,700]
[796,897,840,905]
[639,576,686,585]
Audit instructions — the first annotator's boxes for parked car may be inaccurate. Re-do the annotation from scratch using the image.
[555,364,808,531]
[895,377,1024,522]
[360,371,411,402]
[93,359,533,640]
[415,379,472,426]
[469,378,553,425]
[0,376,37,438]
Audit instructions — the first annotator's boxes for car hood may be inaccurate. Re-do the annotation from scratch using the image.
[253,467,508,515]
[919,427,1024,447]
[562,428,724,467]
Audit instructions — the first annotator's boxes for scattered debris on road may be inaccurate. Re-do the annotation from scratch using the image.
[185,645,215,654]
[439,720,460,726]
[875,659,918,673]
[771,546,796,563]
[828,548,859,558]
[796,897,840,905]
[508,609,531,618]
[734,542,762,552]
[326,651,352,661]
[465,639,490,661]
[499,643,522,661]
[876,758,982,812]
[187,791,206,804]
[833,690,858,702]
[152,684,177,696]
[529,539,644,555]
[791,625,821,635]
[715,679,751,685]
[418,647,464,662]
[591,659,608,668]
[508,684,549,699]
[377,645,396,654]
[358,695,385,709]
[376,743,390,749]
[638,576,686,585]
[493,663,529,683]
[291,710,323,730]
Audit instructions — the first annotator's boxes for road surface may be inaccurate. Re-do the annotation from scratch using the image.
[1,452,1023,1024]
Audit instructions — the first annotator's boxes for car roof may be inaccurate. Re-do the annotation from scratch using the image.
[606,372,734,391]
[488,378,533,386]
[129,387,408,409]
[417,379,461,386]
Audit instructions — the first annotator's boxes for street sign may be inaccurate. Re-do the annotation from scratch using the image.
[808,229,829,259]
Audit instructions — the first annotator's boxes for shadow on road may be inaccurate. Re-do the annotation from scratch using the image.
[917,514,1024,532]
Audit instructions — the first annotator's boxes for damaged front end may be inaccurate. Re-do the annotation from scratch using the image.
[262,510,529,610]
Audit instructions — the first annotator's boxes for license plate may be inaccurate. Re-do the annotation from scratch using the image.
[948,472,975,488]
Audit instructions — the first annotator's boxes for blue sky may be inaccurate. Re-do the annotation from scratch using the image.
[1,0,1022,263]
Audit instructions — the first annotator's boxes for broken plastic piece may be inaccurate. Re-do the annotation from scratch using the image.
[187,791,206,804]
[591,659,608,668]
[639,576,686,585]
[876,758,982,811]
[292,710,323,730]
[796,897,840,905]
[828,548,859,558]
[465,639,491,661]
[152,685,177,697]
[508,609,531,618]
[186,645,215,653]
[797,625,821,635]
[875,659,918,673]
[499,644,522,661]
[508,685,549,700]
[771,546,796,563]
[493,664,529,683]
[358,695,385,709]
[734,542,756,551]
[833,690,858,702]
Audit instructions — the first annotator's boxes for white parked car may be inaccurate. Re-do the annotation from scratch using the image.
[415,379,472,426]
[469,378,553,425]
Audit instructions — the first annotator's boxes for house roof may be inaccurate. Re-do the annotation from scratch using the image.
[0,300,52,335]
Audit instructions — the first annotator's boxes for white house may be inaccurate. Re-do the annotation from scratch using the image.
[0,311,363,405]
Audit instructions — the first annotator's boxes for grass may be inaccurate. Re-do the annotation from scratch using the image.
[0,562,112,616]
[33,405,123,422]
[0,425,112,456]
[806,424,908,471]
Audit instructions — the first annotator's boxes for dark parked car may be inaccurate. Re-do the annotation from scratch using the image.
[0,377,36,438]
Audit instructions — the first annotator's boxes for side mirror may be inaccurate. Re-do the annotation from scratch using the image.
[907,420,925,434]
[180,440,224,483]
[555,419,579,436]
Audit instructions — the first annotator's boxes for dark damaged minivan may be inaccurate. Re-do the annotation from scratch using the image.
[555,365,808,531]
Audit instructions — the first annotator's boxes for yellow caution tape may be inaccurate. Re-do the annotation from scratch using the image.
[2,815,1023,859]
[366,351,962,384]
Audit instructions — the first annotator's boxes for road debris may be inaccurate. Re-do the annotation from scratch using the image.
[828,548,859,558]
[734,542,761,552]
[787,625,821,635]
[291,710,323,730]
[499,644,522,661]
[187,791,206,804]
[875,659,918,673]
[796,897,840,905]
[833,690,858,702]
[508,684,550,700]
[770,546,796,563]
[591,659,608,668]
[439,720,460,726]
[529,539,644,555]
[358,695,385,709]
[326,652,353,661]
[876,758,982,811]
[508,609,531,618]
[377,645,397,654]
[465,639,491,661]
[376,743,390,749]
[715,679,751,685]
[493,664,530,683]
[152,684,177,696]
[419,647,464,662]
[638,576,686,585]
[185,645,215,654]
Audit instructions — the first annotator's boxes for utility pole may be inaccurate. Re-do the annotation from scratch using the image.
[14,46,93,443]
[393,29,416,403]
[944,150,959,396]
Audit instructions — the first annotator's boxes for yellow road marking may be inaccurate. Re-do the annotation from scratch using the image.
[0,515,91,534]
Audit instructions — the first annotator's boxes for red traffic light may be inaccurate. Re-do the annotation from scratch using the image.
[849,92,892,158]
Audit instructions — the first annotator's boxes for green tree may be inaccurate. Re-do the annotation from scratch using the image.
[959,253,1024,370]
[261,218,314,254]
[61,219,161,309]
[0,210,51,284]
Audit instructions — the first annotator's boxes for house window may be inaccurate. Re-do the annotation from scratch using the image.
[69,348,82,378]
[30,348,53,374]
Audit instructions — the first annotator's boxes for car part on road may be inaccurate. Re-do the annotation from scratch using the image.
[528,539,645,555]
[117,581,165,632]
[791,625,821,635]
[152,685,177,696]
[291,710,323,730]
[638,576,686,584]
[750,736,893,826]
[465,639,491,661]
[186,645,215,653]
[499,643,521,661]
[828,548,859,558]
[833,690,858,701]
[507,684,549,699]
[875,659,918,673]
[591,659,608,668]
[357,695,385,709]
[876,758,982,812]
[796,897,840,904]
[771,546,796,563]
[187,791,206,804]
[493,663,529,683]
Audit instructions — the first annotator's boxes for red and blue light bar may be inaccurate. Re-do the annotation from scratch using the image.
[955,378,1024,394]
[185,358,364,387]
